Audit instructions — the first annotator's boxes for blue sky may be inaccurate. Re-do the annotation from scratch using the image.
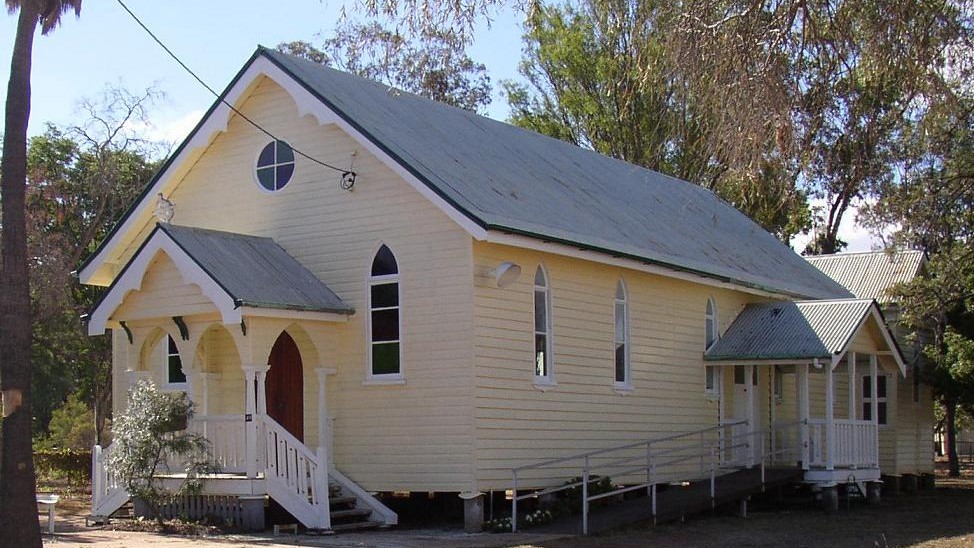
[0,0,524,140]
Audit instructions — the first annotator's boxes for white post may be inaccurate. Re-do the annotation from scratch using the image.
[800,363,811,468]
[242,366,258,478]
[255,366,269,416]
[315,368,337,465]
[745,364,755,466]
[870,355,879,466]
[848,352,856,419]
[825,363,835,471]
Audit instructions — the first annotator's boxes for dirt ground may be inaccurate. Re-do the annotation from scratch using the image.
[41,460,974,548]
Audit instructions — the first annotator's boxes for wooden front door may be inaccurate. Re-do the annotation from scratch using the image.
[266,332,304,441]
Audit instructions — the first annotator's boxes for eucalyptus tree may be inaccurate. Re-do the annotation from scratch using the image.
[279,20,492,113]
[1,1,81,543]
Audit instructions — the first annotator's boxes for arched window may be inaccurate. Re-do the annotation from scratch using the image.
[614,281,631,387]
[369,245,401,378]
[705,298,718,395]
[534,266,553,382]
[164,335,186,387]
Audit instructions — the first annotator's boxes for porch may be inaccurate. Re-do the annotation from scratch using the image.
[86,224,397,530]
[706,299,906,490]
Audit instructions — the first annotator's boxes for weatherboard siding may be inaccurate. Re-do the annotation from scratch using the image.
[112,253,217,321]
[107,77,476,492]
[471,241,756,488]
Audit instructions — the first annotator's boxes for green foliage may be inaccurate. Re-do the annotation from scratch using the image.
[25,87,162,440]
[36,392,96,451]
[278,20,491,113]
[505,0,811,241]
[107,380,218,525]
[33,448,91,491]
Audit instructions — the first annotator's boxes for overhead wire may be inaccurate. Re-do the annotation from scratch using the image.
[114,0,356,184]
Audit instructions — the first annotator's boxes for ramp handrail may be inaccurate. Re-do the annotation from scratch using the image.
[511,420,747,534]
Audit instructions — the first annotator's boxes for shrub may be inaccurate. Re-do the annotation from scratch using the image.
[107,380,219,525]
[34,448,92,489]
[38,392,96,451]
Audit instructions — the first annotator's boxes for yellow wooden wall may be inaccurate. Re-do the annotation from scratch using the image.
[470,241,758,488]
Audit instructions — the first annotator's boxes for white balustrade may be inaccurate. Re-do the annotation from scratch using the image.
[807,419,877,468]
[188,415,249,473]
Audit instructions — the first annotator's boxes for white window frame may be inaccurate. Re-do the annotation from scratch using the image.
[161,334,187,391]
[862,373,888,426]
[704,297,719,397]
[533,265,555,388]
[366,244,404,384]
[614,280,632,391]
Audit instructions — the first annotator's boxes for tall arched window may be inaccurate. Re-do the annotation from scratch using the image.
[163,334,186,388]
[614,281,631,387]
[369,245,401,378]
[534,266,553,382]
[705,297,718,395]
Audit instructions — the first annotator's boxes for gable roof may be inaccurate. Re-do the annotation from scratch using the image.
[81,47,852,301]
[88,224,351,334]
[804,250,925,303]
[704,299,905,374]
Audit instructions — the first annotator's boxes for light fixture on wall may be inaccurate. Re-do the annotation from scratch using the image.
[489,261,522,288]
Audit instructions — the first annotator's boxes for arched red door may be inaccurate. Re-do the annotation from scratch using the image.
[266,332,304,441]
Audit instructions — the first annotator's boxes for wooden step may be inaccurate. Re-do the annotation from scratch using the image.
[330,520,385,532]
[329,496,357,506]
[330,508,372,520]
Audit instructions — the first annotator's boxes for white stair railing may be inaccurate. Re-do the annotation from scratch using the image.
[807,419,878,468]
[187,415,248,473]
[258,415,330,530]
[91,443,128,516]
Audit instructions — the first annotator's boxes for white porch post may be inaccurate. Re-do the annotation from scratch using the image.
[798,363,809,468]
[255,367,269,416]
[847,352,856,419]
[825,363,835,471]
[870,355,879,424]
[242,366,258,478]
[745,364,755,467]
[315,368,337,466]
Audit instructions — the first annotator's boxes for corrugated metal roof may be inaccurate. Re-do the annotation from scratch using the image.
[260,48,851,301]
[805,250,924,303]
[159,224,352,314]
[704,299,875,361]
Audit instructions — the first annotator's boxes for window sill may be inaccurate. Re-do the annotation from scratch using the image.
[362,378,406,386]
[162,383,188,392]
[613,383,633,395]
[704,391,720,402]
[533,378,557,392]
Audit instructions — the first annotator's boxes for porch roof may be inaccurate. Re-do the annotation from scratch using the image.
[88,224,352,334]
[705,299,905,373]
[157,224,353,314]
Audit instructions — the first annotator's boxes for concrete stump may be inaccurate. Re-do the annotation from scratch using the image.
[882,475,901,496]
[460,492,484,533]
[903,474,919,494]
[821,486,839,514]
[239,495,265,531]
[921,473,936,490]
[866,482,882,504]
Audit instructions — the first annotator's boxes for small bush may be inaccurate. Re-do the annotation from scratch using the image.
[37,393,96,451]
[34,448,92,489]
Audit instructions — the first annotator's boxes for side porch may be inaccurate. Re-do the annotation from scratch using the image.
[707,299,907,499]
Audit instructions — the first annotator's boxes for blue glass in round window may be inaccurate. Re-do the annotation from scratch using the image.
[255,140,295,191]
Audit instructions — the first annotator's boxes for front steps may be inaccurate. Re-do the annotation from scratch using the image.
[328,484,384,532]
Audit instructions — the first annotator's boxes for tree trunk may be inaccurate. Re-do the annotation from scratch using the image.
[0,4,42,547]
[945,398,960,477]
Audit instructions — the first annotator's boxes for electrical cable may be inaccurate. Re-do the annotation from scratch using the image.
[114,0,356,184]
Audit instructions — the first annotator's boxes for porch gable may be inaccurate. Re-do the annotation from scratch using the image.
[88,223,352,335]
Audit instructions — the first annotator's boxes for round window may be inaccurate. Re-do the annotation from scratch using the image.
[255,140,295,191]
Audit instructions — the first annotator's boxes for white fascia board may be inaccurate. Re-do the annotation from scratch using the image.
[483,232,795,300]
[831,304,906,376]
[239,307,349,324]
[79,56,487,287]
[87,230,239,335]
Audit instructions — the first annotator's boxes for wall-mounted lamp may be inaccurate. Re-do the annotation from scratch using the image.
[489,261,522,288]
